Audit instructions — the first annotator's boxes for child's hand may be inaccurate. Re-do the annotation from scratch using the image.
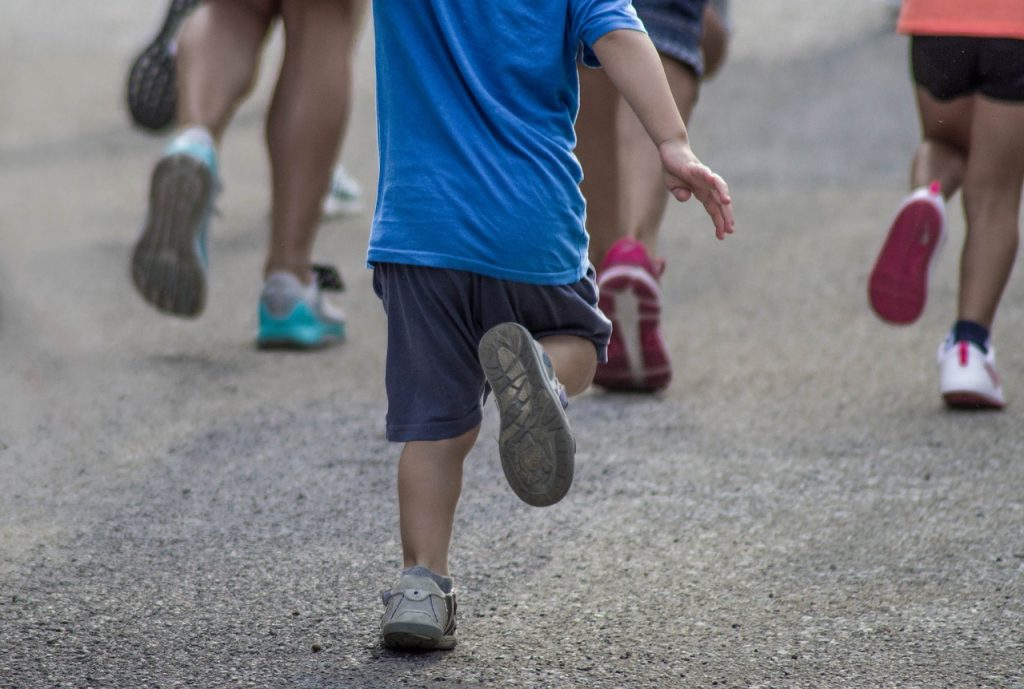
[659,140,735,240]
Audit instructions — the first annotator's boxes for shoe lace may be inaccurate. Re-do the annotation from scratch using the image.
[538,350,569,409]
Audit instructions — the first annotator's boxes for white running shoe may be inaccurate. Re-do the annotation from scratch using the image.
[321,164,364,219]
[937,338,1004,410]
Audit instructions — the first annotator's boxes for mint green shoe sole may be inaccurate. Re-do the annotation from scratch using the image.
[257,302,345,349]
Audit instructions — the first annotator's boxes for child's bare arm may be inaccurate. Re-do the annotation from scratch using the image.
[590,29,735,239]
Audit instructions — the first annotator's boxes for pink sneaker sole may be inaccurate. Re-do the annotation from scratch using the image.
[868,194,945,325]
[594,264,671,392]
[943,391,1004,410]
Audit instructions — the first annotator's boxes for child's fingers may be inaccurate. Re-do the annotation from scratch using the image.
[709,171,732,205]
[716,212,735,240]
[700,192,734,240]
[671,187,693,202]
[666,164,735,239]
[696,171,735,239]
[710,206,728,240]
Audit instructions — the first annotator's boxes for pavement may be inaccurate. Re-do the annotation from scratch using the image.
[1,1,1022,687]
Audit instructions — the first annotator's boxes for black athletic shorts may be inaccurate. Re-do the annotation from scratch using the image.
[372,263,611,442]
[911,35,1024,102]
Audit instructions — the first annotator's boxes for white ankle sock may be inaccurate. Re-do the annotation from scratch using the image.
[174,125,214,150]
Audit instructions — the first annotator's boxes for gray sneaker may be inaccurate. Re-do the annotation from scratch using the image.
[380,570,457,650]
[478,322,574,507]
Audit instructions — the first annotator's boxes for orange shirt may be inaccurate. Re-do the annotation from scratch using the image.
[898,0,1024,40]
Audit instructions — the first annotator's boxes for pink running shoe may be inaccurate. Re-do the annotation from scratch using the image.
[594,238,671,392]
[868,181,946,325]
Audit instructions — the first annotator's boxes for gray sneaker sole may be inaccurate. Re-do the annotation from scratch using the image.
[131,153,211,318]
[125,0,199,131]
[478,322,575,507]
[382,622,457,651]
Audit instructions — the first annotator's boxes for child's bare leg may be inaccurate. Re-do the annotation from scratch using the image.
[175,0,277,140]
[616,55,699,260]
[264,0,366,281]
[911,87,971,198]
[539,335,598,396]
[398,427,480,576]
[957,96,1024,328]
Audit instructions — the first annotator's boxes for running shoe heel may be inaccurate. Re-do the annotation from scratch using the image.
[256,271,346,349]
[380,570,457,651]
[938,339,1005,410]
[593,238,671,392]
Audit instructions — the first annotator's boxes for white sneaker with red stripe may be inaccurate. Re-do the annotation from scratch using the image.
[938,338,1004,409]
[593,238,671,392]
[868,181,946,325]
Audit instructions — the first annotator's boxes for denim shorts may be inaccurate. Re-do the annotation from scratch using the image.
[581,0,709,75]
[911,35,1024,102]
[372,263,611,442]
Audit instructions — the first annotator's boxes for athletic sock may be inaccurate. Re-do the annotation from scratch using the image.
[174,125,214,151]
[402,565,453,593]
[952,320,989,353]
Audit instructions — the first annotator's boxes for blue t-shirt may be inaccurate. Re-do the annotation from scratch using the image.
[368,0,645,285]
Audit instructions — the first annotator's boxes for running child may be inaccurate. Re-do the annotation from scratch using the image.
[368,0,734,650]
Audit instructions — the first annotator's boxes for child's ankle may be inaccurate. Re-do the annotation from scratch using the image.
[952,319,990,353]
[403,565,454,593]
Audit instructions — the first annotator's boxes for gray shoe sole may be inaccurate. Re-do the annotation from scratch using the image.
[131,153,212,318]
[125,0,199,131]
[479,322,575,507]
[382,621,457,651]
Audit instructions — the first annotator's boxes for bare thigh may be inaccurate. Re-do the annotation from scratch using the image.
[964,96,1024,195]
[916,86,973,155]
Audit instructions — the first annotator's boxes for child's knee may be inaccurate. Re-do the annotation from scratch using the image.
[540,334,599,396]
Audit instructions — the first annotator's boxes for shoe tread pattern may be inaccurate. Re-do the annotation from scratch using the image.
[131,154,212,317]
[125,0,199,131]
[479,323,574,507]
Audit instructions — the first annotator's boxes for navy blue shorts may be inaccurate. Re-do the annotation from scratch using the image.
[581,0,709,75]
[372,263,612,442]
[911,36,1024,102]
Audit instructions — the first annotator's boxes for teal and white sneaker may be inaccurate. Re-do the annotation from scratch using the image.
[380,567,457,651]
[131,128,218,318]
[257,270,345,349]
[478,322,574,507]
[321,164,363,219]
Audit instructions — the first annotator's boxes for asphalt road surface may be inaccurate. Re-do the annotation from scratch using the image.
[1,2,1022,687]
